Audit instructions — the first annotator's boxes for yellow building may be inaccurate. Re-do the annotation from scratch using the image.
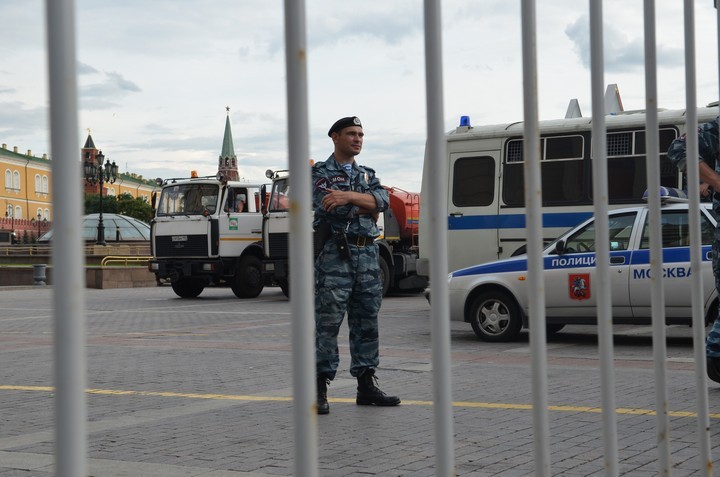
[0,135,160,232]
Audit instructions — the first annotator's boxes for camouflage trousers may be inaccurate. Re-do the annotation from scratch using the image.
[710,241,720,357]
[315,239,382,379]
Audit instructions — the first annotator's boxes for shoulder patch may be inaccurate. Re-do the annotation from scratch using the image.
[314,177,330,192]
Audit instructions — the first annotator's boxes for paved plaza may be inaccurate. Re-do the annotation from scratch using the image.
[1,285,719,476]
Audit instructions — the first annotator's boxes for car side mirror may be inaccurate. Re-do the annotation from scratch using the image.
[555,239,566,256]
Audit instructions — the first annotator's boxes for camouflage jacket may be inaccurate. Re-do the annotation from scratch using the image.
[312,154,389,238]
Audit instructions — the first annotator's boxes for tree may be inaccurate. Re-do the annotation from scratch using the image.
[117,193,152,223]
[84,193,151,223]
[84,193,118,215]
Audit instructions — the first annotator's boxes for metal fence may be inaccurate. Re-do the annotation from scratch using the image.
[46,1,715,476]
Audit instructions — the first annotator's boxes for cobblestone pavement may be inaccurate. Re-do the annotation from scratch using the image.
[1,285,719,476]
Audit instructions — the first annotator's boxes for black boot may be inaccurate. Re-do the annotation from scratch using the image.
[317,377,330,415]
[356,369,401,406]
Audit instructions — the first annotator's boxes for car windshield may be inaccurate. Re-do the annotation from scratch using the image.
[156,183,220,216]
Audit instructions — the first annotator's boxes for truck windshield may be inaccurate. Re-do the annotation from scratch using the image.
[269,178,290,212]
[156,183,220,216]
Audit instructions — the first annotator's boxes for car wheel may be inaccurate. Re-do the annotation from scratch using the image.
[468,291,522,342]
[171,278,205,298]
[231,255,264,298]
[378,255,391,297]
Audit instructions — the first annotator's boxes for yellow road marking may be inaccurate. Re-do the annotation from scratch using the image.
[1,385,717,419]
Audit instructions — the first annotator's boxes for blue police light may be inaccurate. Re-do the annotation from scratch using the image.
[642,187,688,202]
[459,116,471,127]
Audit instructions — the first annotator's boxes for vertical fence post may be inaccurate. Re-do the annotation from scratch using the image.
[422,1,456,475]
[683,1,713,473]
[44,0,87,476]
[519,1,551,476]
[588,2,620,475]
[282,1,319,476]
[642,2,673,473]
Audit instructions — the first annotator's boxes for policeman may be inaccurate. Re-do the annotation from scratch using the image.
[313,116,401,414]
[667,116,720,383]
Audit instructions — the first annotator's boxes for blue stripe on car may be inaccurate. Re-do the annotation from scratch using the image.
[452,246,712,278]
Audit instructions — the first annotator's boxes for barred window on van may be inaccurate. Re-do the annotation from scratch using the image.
[503,135,586,206]
[505,135,584,162]
[603,127,679,202]
[452,156,495,207]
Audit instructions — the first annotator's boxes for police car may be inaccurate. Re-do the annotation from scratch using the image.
[448,189,718,342]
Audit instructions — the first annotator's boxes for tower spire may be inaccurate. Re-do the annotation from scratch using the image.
[218,106,239,181]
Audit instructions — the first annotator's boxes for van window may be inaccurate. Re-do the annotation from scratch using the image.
[600,128,679,202]
[503,135,586,206]
[452,156,495,207]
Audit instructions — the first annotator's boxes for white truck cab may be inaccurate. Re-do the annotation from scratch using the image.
[149,174,270,299]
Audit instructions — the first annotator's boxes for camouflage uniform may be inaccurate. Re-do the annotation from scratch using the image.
[667,117,720,358]
[313,154,389,379]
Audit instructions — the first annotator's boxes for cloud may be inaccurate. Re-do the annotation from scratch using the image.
[80,71,141,110]
[565,14,684,73]
[78,62,99,75]
[308,6,422,50]
[0,101,47,135]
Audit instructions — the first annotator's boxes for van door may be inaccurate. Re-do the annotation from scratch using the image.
[447,152,501,272]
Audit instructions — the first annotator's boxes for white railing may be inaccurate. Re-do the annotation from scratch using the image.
[45,1,716,476]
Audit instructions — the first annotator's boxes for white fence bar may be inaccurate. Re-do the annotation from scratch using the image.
[683,1,713,473]
[588,2,620,476]
[422,1,456,475]
[45,0,87,476]
[282,1,319,476]
[642,2,673,474]
[519,2,551,475]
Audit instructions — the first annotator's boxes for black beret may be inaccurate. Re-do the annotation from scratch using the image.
[328,116,362,137]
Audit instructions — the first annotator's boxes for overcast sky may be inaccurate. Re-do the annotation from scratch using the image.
[1,1,718,192]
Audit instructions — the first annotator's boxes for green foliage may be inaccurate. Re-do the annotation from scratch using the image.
[84,192,151,223]
[117,193,152,223]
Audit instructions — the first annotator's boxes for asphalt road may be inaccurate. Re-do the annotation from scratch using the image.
[0,285,718,476]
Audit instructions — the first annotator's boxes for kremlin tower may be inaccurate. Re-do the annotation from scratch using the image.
[218,107,239,181]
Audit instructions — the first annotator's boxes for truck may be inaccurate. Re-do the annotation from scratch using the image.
[260,169,428,297]
[148,173,270,299]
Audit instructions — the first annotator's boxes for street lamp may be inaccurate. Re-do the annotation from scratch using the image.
[83,150,118,245]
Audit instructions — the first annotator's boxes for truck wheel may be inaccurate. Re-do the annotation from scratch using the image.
[278,278,290,298]
[232,255,264,298]
[171,278,205,298]
[379,255,390,297]
[468,291,522,342]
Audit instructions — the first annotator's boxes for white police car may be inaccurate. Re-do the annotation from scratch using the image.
[449,190,718,342]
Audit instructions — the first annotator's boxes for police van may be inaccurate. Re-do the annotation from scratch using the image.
[446,188,718,341]
[418,89,719,276]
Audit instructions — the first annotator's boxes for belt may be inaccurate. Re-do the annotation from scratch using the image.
[346,235,374,247]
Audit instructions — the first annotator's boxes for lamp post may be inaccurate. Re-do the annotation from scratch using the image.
[37,212,42,238]
[83,150,118,245]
